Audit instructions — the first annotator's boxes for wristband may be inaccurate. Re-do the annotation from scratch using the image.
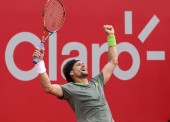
[107,35,117,47]
[36,60,46,74]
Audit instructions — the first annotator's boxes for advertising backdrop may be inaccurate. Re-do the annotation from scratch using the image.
[0,0,170,122]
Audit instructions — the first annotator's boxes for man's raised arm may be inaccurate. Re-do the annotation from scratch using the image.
[102,25,118,84]
[33,49,63,97]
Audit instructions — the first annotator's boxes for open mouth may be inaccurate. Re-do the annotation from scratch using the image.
[81,68,87,71]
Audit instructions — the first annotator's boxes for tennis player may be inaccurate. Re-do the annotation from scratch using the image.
[33,25,118,122]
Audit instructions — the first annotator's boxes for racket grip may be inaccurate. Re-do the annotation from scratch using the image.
[33,43,44,64]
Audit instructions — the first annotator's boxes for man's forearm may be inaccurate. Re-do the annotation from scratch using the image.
[39,72,53,92]
[36,60,53,92]
[107,35,118,64]
[108,46,118,65]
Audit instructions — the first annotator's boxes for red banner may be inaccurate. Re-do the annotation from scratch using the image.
[0,0,170,122]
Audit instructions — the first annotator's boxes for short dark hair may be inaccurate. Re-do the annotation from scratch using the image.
[62,59,79,83]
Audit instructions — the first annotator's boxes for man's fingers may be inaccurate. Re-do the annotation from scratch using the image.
[33,49,41,57]
[103,25,113,31]
[103,24,115,35]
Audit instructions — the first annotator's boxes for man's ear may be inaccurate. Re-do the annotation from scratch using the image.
[70,70,73,76]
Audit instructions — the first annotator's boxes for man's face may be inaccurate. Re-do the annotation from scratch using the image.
[71,61,89,78]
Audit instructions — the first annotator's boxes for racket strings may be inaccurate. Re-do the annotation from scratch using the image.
[44,0,65,32]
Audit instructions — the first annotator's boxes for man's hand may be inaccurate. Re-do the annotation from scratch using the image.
[103,25,115,35]
[32,48,45,63]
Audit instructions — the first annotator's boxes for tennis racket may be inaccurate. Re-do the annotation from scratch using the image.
[33,0,65,64]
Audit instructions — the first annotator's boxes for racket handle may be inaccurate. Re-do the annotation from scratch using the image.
[33,43,44,64]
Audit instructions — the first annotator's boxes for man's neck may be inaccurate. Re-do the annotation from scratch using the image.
[74,78,89,85]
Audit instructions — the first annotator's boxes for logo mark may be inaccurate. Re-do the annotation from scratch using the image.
[114,11,165,81]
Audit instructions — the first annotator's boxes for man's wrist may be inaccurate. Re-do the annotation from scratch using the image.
[107,35,116,47]
[36,60,46,74]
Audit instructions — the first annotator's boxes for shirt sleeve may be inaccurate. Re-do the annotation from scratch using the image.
[91,72,104,88]
[58,83,72,100]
